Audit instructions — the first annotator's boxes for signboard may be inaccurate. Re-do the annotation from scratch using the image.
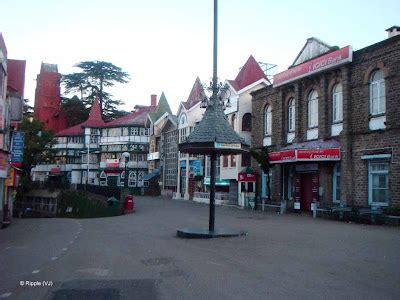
[214,142,241,150]
[297,148,340,161]
[189,160,202,176]
[11,131,25,163]
[269,150,296,163]
[269,148,340,163]
[106,159,119,168]
[238,172,257,182]
[273,46,352,87]
[203,176,230,186]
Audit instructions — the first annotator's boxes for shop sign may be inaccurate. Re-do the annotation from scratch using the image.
[11,131,25,163]
[269,150,296,163]
[214,142,241,150]
[106,159,119,168]
[189,160,202,176]
[273,46,352,87]
[204,176,230,186]
[50,167,61,174]
[297,148,340,161]
[180,160,186,167]
[237,172,257,182]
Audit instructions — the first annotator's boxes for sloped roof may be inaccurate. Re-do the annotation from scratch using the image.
[105,105,155,127]
[227,55,269,92]
[149,92,172,122]
[290,37,338,67]
[56,98,105,136]
[7,59,26,97]
[182,77,205,110]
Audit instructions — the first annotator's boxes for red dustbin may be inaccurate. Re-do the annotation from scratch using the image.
[124,194,135,213]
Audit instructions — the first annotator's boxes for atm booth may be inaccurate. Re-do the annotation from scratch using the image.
[238,172,257,208]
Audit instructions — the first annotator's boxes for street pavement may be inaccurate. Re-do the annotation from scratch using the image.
[0,196,399,299]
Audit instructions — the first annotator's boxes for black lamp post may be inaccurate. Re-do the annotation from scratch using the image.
[177,0,249,238]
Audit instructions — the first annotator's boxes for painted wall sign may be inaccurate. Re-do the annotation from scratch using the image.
[11,131,25,163]
[269,148,340,163]
[237,172,257,182]
[273,46,352,87]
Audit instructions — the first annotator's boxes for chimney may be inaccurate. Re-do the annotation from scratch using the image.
[386,26,400,38]
[151,94,157,107]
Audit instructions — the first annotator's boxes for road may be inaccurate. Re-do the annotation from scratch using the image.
[1,196,399,299]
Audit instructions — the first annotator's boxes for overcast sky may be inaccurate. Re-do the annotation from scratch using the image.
[2,0,399,114]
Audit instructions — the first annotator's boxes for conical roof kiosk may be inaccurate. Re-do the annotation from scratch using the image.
[177,0,249,238]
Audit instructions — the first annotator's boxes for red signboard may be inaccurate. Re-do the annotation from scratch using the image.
[237,172,257,182]
[269,150,296,163]
[297,148,340,161]
[269,148,340,163]
[273,46,352,87]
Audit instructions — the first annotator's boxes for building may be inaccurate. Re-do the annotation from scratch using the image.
[34,63,68,133]
[251,28,400,212]
[217,55,270,206]
[175,77,206,200]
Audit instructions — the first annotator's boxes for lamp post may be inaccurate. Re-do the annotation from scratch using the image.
[122,152,130,188]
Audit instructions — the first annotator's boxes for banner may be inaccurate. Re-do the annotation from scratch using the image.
[11,131,25,163]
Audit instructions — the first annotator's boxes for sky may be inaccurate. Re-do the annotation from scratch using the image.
[1,0,399,114]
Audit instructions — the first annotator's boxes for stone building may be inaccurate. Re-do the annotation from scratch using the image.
[251,28,400,211]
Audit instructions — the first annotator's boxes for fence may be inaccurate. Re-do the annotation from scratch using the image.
[193,192,229,205]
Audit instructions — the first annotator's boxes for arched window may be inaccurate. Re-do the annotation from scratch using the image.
[264,105,272,136]
[180,114,186,125]
[308,90,318,128]
[288,98,295,132]
[369,70,385,115]
[231,114,236,130]
[242,113,252,131]
[332,83,343,122]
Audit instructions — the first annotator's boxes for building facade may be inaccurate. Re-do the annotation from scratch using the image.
[252,30,400,212]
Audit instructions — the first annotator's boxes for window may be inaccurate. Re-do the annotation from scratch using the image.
[242,113,252,131]
[241,153,251,167]
[369,70,385,115]
[308,90,318,128]
[128,171,137,187]
[264,105,272,136]
[223,155,228,168]
[130,127,139,136]
[332,83,343,122]
[368,162,389,205]
[332,164,341,204]
[288,98,295,132]
[230,155,236,168]
[180,114,186,125]
[231,114,236,130]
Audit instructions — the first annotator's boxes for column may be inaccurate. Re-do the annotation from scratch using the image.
[175,152,181,199]
[184,154,190,200]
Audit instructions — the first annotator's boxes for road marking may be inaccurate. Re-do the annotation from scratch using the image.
[51,257,58,260]
[32,270,40,274]
[62,248,68,251]
[0,292,12,298]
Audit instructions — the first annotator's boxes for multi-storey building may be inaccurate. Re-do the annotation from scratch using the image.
[216,55,270,206]
[175,77,206,200]
[251,28,400,212]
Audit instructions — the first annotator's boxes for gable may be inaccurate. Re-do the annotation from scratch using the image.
[292,37,337,67]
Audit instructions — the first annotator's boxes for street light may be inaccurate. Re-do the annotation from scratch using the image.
[122,151,130,188]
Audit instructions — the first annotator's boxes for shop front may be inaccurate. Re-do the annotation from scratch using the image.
[269,142,341,212]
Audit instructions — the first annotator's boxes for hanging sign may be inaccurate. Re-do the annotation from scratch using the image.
[237,172,257,182]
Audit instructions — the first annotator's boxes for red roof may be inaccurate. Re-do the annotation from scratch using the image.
[56,98,105,136]
[105,105,155,126]
[7,59,26,97]
[182,77,205,110]
[227,55,269,92]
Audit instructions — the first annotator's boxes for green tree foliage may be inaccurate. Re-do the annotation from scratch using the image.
[250,146,271,202]
[61,61,130,121]
[61,96,89,127]
[17,116,56,192]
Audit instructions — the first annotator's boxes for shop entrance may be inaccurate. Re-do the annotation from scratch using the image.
[294,172,319,211]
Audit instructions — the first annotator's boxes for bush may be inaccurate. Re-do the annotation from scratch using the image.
[57,191,122,218]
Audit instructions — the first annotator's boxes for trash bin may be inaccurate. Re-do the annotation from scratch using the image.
[107,196,119,208]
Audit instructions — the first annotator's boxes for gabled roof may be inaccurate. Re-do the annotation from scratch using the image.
[227,55,269,92]
[181,77,205,110]
[7,59,26,97]
[290,37,338,67]
[56,98,105,136]
[148,92,172,122]
[105,105,155,127]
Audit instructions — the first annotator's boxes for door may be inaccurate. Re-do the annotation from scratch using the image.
[107,175,118,187]
[300,173,313,211]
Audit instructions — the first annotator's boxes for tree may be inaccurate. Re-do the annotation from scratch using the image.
[17,116,56,192]
[250,146,271,203]
[62,61,130,120]
[61,96,88,127]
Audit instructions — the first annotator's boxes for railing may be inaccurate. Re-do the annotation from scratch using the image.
[173,192,181,199]
[193,192,229,205]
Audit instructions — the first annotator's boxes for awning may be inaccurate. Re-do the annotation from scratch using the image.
[269,140,341,164]
[143,168,160,181]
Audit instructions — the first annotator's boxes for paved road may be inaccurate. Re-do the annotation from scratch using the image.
[1,196,399,299]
